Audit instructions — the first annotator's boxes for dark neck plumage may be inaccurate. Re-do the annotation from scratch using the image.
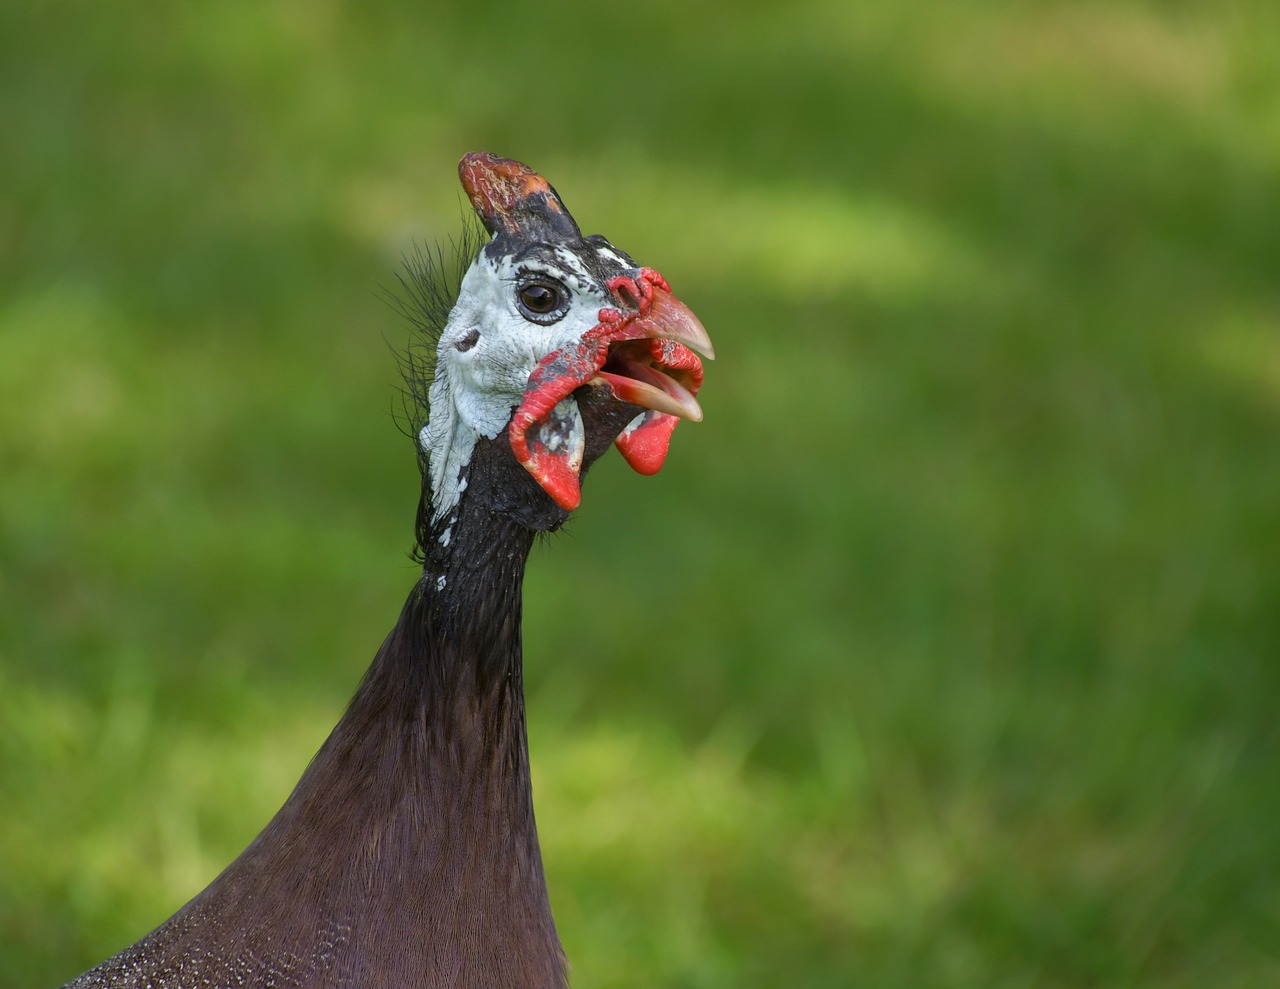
[69,438,568,989]
[245,433,567,984]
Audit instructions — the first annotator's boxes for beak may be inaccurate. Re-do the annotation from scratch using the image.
[510,281,713,511]
[590,288,714,422]
[626,287,715,361]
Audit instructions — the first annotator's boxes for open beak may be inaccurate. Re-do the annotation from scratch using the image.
[511,278,713,510]
[591,287,713,422]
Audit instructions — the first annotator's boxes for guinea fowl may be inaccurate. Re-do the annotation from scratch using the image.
[62,152,713,989]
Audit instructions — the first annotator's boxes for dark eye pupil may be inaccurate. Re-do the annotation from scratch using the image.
[520,285,557,313]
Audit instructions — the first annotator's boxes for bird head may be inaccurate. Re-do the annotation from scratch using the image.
[419,153,713,529]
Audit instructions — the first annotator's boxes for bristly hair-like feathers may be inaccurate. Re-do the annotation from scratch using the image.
[391,216,488,454]
[386,215,488,563]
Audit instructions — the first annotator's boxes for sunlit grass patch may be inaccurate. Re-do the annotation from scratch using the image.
[921,3,1230,112]
[1198,307,1280,410]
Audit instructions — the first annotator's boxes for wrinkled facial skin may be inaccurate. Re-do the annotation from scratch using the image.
[423,238,634,521]
[440,237,639,437]
[421,152,711,529]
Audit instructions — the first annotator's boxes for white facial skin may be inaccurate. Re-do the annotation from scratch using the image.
[421,245,616,526]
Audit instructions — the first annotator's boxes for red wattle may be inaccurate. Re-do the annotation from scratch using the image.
[526,449,582,510]
[614,412,679,475]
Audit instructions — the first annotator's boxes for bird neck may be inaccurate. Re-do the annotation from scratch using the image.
[155,439,568,987]
[281,446,566,983]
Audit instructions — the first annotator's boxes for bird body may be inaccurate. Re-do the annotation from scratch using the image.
[61,153,711,989]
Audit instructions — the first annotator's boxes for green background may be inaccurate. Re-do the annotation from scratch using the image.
[2,1,1277,986]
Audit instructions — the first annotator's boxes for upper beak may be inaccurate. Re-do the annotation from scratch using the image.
[628,287,715,361]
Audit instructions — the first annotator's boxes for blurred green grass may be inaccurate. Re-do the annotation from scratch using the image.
[2,0,1279,985]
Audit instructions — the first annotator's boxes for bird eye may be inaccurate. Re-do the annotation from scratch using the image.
[520,285,557,313]
[516,277,568,324]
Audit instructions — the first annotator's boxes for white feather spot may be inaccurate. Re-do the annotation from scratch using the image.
[593,244,630,270]
[553,246,596,291]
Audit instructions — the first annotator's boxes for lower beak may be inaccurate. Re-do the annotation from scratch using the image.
[592,362,702,421]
